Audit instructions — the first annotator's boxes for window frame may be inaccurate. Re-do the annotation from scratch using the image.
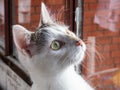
[4,0,13,55]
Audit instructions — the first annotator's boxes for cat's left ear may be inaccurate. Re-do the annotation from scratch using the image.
[12,25,32,57]
[39,2,53,26]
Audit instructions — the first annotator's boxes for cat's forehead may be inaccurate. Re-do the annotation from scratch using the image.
[45,24,68,32]
[36,24,69,36]
[34,24,78,41]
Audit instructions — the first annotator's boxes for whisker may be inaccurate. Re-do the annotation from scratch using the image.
[56,6,65,22]
[82,63,91,73]
[84,39,104,63]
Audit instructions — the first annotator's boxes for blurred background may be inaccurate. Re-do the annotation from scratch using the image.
[0,0,120,90]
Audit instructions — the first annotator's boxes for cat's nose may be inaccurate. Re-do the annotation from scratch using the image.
[76,40,83,46]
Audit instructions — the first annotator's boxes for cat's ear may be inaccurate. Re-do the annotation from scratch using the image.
[39,2,53,26]
[12,25,32,57]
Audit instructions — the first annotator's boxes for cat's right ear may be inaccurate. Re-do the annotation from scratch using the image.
[12,25,32,57]
[39,2,53,26]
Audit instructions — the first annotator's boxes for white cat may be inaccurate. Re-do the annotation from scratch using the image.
[12,3,94,90]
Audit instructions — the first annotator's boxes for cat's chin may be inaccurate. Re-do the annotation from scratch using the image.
[68,46,86,65]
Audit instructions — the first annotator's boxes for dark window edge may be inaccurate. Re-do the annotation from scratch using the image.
[0,48,32,86]
[4,0,13,55]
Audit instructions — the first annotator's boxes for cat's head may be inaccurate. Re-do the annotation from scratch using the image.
[13,3,86,75]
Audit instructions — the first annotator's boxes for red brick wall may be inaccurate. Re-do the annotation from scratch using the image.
[82,0,120,89]
[14,0,65,31]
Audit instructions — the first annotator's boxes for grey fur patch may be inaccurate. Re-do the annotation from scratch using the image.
[30,29,50,54]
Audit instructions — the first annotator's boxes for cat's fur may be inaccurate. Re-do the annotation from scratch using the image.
[12,3,94,90]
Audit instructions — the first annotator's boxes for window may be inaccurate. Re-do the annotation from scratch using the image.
[2,0,120,90]
[0,0,5,49]
[82,0,120,89]
[0,0,13,55]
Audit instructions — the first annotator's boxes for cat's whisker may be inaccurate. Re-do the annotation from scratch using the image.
[87,47,104,65]
[81,39,105,77]
[82,62,93,74]
[84,39,104,63]
[56,6,65,22]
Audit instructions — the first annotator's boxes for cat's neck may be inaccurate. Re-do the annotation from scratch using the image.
[30,65,93,90]
[30,65,75,83]
[30,65,76,90]
[18,53,93,90]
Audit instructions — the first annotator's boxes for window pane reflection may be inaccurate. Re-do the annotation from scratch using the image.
[18,0,31,23]
[82,0,120,89]
[0,0,5,49]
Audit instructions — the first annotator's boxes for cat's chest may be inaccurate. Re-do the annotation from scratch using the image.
[30,68,93,90]
[31,78,68,90]
[31,76,90,90]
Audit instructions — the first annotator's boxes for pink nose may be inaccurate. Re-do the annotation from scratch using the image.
[76,40,83,46]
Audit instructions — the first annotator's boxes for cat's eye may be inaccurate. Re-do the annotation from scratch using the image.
[50,40,63,50]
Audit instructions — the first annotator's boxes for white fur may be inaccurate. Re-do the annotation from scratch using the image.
[17,49,93,90]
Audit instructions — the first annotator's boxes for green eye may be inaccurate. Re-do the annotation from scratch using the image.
[50,40,62,50]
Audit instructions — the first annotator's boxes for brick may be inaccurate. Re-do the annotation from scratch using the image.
[114,57,120,65]
[95,10,109,17]
[31,0,41,6]
[102,44,110,52]
[31,7,36,14]
[112,37,120,44]
[97,37,112,45]
[116,63,120,68]
[84,3,89,11]
[97,2,109,9]
[101,52,111,59]
[110,44,119,51]
[83,33,88,38]
[83,17,93,25]
[84,0,97,3]
[36,6,41,14]
[45,0,64,5]
[87,30,104,37]
[97,26,107,31]
[47,5,65,13]
[20,24,30,30]
[112,51,120,58]
[31,14,40,22]
[84,11,95,18]
[83,24,97,32]
[14,0,18,6]
[89,3,98,10]
[30,22,39,31]
[103,30,120,37]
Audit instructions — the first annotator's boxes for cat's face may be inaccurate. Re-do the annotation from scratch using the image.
[13,3,86,74]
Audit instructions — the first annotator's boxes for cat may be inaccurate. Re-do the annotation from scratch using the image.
[12,3,94,90]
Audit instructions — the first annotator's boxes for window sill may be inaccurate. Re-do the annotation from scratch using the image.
[0,47,32,86]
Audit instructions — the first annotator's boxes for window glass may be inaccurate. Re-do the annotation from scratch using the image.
[13,0,65,31]
[0,0,5,49]
[81,0,120,89]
